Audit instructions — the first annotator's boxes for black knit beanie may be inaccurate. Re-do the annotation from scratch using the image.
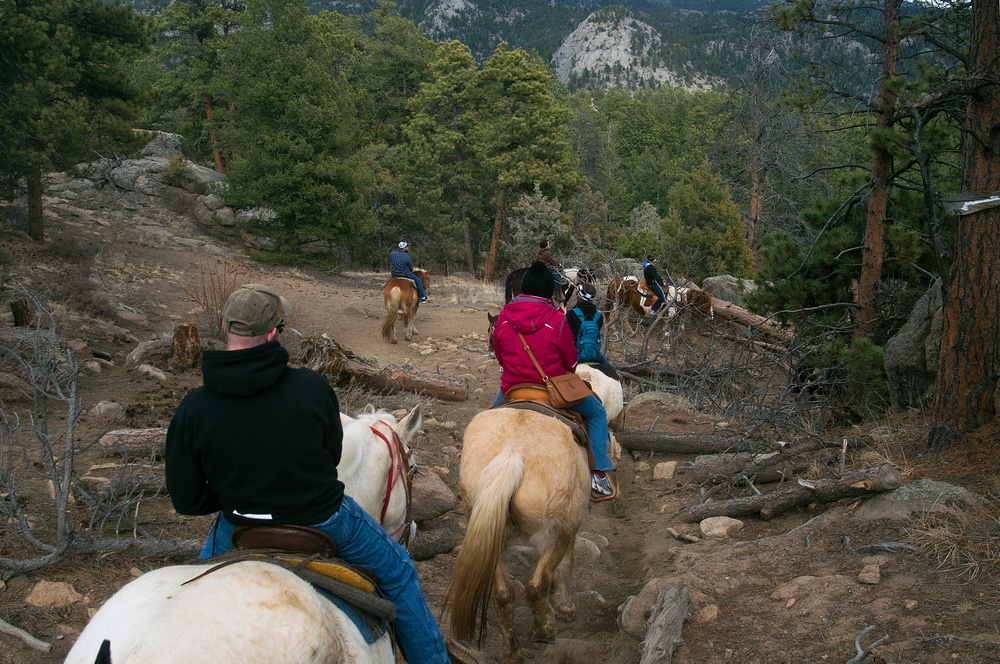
[520,260,555,298]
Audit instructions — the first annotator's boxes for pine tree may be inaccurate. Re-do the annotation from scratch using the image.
[0,0,151,241]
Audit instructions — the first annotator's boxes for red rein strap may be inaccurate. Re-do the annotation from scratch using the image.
[368,425,414,547]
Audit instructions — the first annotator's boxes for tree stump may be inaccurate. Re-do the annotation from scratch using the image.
[171,322,202,370]
[11,298,35,327]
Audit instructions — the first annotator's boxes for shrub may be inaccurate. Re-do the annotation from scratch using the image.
[161,154,194,189]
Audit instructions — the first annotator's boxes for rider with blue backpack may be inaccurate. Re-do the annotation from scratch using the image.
[567,282,619,381]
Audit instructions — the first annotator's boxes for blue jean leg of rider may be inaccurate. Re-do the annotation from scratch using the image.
[200,496,450,664]
[648,281,666,313]
[548,267,561,286]
[573,394,613,471]
[407,272,427,300]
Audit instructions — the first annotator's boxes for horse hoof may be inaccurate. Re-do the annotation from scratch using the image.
[555,606,576,622]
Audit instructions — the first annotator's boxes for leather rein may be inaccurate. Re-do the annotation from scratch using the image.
[368,424,414,549]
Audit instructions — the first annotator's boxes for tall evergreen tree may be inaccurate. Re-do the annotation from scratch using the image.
[400,40,483,274]
[0,0,151,241]
[474,44,583,280]
[222,0,370,254]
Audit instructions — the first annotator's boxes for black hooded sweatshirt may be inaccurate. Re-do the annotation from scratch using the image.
[165,341,345,526]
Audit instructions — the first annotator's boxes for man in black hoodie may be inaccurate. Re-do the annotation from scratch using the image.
[165,283,452,663]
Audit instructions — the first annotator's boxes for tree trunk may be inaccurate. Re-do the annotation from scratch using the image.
[929,0,1000,451]
[748,125,765,270]
[203,93,224,173]
[682,463,902,522]
[27,164,44,242]
[619,430,748,455]
[856,0,900,337]
[460,194,475,275]
[484,188,505,282]
[711,296,792,341]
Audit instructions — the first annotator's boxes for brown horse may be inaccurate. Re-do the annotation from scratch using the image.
[604,276,713,334]
[381,269,429,344]
[504,266,576,310]
[603,276,655,332]
[444,408,589,663]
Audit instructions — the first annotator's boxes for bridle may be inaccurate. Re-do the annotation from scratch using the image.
[368,423,414,549]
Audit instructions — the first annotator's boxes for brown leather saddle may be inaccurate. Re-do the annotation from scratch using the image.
[192,524,395,639]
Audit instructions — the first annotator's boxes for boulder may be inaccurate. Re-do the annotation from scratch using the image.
[618,578,674,639]
[852,478,976,521]
[699,516,743,539]
[702,275,757,307]
[141,131,184,158]
[883,280,942,410]
[25,581,83,608]
[410,469,458,522]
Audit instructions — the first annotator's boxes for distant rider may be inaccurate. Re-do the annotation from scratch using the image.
[567,282,619,381]
[536,239,562,288]
[642,255,667,316]
[390,241,429,303]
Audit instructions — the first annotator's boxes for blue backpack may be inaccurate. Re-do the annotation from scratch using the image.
[572,307,602,362]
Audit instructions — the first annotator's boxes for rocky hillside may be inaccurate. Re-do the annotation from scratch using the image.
[550,6,721,90]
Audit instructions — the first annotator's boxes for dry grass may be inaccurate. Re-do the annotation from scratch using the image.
[906,501,1000,582]
[181,260,259,339]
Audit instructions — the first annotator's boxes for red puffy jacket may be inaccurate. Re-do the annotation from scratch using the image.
[493,295,578,395]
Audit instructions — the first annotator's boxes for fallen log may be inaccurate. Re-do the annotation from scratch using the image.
[620,429,753,455]
[639,582,690,664]
[691,445,841,485]
[682,463,902,522]
[711,296,792,342]
[97,428,167,457]
[300,334,469,402]
[384,365,469,402]
[689,452,808,484]
[84,473,166,500]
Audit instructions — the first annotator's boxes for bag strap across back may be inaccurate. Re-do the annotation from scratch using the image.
[517,332,550,383]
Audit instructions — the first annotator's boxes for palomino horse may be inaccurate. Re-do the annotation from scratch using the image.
[382,268,429,344]
[445,408,589,664]
[65,406,424,664]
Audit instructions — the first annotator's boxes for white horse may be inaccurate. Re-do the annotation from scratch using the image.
[575,362,624,432]
[65,405,424,664]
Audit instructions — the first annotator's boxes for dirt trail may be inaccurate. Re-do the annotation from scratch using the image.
[1,183,998,663]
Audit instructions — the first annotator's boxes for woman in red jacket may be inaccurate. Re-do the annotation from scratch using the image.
[491,261,614,500]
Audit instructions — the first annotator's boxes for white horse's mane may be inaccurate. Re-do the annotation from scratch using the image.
[352,405,398,427]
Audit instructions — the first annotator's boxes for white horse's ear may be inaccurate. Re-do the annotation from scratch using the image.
[398,403,424,443]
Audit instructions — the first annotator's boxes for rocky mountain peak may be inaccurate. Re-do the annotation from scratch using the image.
[550,7,719,90]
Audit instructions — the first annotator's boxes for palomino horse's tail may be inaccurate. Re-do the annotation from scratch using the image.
[446,451,524,644]
[381,286,402,341]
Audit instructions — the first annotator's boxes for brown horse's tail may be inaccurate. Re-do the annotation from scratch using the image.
[445,451,524,645]
[381,286,401,341]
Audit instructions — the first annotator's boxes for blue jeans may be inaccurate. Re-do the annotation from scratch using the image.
[492,392,612,472]
[394,271,427,300]
[548,266,562,286]
[200,496,449,663]
[648,281,666,313]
